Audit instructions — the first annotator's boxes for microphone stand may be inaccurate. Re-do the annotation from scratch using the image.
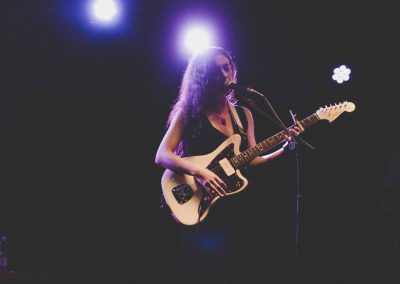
[234,88,315,263]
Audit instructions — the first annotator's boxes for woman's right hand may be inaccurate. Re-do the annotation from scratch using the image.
[194,168,227,196]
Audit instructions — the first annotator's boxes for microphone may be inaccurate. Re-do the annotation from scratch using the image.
[228,83,264,97]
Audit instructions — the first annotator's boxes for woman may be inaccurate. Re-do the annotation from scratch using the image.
[155,46,299,283]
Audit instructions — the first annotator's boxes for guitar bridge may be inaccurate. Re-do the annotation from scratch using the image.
[172,184,193,204]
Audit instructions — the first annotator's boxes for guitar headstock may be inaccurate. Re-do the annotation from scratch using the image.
[316,101,355,123]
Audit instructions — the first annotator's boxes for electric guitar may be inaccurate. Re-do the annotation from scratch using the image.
[161,101,355,225]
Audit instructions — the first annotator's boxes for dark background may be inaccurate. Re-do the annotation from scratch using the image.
[1,0,399,283]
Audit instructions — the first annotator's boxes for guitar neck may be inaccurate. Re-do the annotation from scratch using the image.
[230,113,320,168]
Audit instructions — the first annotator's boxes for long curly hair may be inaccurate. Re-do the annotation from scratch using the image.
[167,47,238,137]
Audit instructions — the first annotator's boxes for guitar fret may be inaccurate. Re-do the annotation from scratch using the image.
[231,157,238,168]
[246,150,253,160]
[301,114,319,128]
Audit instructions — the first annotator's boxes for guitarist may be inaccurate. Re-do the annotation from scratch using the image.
[155,46,300,283]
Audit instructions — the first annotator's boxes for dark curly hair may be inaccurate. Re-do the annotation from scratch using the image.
[167,47,238,134]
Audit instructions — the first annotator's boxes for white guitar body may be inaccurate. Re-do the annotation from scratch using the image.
[161,134,248,226]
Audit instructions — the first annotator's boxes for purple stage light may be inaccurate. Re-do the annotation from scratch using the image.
[182,26,214,55]
[87,0,121,26]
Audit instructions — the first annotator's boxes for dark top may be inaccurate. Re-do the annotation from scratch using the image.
[182,105,249,157]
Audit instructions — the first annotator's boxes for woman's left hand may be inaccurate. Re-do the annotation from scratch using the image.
[285,126,301,140]
[282,126,301,150]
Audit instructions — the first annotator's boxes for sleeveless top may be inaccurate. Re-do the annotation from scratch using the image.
[182,105,249,157]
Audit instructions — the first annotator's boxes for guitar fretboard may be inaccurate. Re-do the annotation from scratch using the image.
[230,113,320,168]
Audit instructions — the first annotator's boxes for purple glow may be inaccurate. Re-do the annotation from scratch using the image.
[87,0,121,26]
[163,10,230,65]
[179,22,216,56]
[183,27,213,54]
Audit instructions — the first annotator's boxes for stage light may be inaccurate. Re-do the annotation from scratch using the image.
[183,27,213,55]
[88,0,121,26]
[332,65,351,84]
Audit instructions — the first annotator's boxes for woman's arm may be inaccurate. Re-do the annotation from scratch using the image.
[155,109,199,175]
[155,109,227,193]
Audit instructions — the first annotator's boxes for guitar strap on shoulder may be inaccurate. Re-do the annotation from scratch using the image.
[228,102,246,135]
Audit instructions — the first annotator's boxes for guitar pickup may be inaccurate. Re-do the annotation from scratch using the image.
[172,184,194,204]
[219,158,235,176]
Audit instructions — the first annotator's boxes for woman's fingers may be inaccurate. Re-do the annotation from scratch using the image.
[291,126,301,136]
[209,179,227,196]
[201,176,227,196]
[209,176,227,195]
[196,168,227,196]
[214,175,227,190]
[285,127,301,140]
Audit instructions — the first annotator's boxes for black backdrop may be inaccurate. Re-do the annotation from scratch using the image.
[1,0,399,283]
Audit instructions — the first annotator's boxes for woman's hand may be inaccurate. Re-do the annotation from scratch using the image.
[194,168,227,196]
[282,126,301,150]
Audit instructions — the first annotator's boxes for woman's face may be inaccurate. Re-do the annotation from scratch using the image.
[213,54,235,88]
[200,52,236,107]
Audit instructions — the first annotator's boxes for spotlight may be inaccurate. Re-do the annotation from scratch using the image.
[183,27,213,55]
[88,0,121,26]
